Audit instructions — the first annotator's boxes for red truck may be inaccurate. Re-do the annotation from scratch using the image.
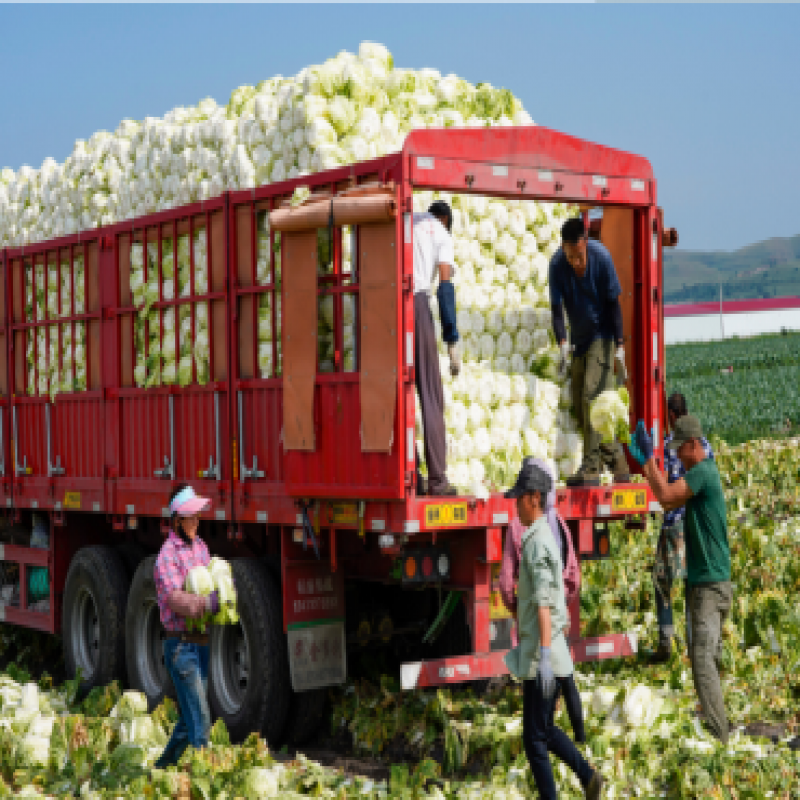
[0,127,672,745]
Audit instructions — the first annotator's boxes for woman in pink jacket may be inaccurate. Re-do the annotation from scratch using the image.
[500,457,585,742]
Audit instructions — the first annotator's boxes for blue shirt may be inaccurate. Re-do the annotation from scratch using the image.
[662,433,715,527]
[548,239,621,356]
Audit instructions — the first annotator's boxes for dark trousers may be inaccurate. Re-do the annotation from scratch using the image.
[559,673,586,743]
[414,293,447,492]
[570,338,628,475]
[523,677,593,799]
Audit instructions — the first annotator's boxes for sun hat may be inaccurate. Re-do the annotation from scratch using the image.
[169,485,211,517]
[504,459,553,500]
[666,414,704,452]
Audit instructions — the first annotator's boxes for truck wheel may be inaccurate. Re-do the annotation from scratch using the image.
[209,559,290,745]
[125,556,174,709]
[285,688,328,746]
[62,546,128,699]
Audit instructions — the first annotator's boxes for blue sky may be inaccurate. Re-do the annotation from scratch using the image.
[1,4,798,251]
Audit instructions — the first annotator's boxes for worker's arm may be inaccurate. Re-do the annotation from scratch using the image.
[610,298,624,348]
[644,459,693,511]
[439,262,452,282]
[551,302,567,347]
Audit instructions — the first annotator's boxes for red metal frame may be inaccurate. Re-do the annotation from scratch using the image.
[0,127,665,679]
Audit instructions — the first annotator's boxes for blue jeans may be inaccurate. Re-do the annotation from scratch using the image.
[523,676,593,799]
[154,639,211,768]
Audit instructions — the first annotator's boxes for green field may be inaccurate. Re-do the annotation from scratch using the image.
[666,331,800,444]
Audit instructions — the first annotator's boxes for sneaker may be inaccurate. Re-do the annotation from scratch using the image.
[428,483,458,497]
[416,473,428,496]
[566,466,600,487]
[584,770,605,799]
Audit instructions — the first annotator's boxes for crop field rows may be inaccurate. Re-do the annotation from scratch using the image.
[666,332,800,444]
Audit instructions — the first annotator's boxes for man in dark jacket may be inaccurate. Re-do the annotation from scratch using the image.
[549,218,629,487]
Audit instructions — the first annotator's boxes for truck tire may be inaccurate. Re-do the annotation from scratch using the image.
[284,687,328,746]
[209,558,290,745]
[125,556,175,710]
[62,546,128,700]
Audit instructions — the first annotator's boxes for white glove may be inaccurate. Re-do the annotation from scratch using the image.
[557,341,572,381]
[614,345,628,383]
[448,343,461,377]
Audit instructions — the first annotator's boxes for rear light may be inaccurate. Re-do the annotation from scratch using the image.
[404,557,417,580]
[437,553,450,578]
[583,523,611,560]
[421,555,434,579]
[401,546,450,584]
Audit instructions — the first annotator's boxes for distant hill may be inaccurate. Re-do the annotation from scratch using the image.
[663,234,800,304]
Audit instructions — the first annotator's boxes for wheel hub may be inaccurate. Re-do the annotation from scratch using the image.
[211,622,251,716]
[134,598,168,697]
[71,587,100,680]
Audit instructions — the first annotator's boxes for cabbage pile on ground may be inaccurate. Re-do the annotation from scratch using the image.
[331,436,800,796]
[0,438,799,796]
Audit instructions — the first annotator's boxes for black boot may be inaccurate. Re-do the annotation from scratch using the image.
[649,636,672,664]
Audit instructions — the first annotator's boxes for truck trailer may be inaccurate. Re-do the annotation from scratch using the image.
[0,126,673,745]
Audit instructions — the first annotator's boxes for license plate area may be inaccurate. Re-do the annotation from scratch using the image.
[424,501,468,528]
[611,488,647,514]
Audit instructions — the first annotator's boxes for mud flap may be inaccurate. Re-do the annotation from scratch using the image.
[288,621,347,692]
[283,551,347,691]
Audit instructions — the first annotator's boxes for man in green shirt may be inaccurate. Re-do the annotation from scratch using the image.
[504,461,604,799]
[629,414,733,743]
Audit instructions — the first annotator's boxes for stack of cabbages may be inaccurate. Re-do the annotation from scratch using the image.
[24,258,87,399]
[129,230,212,388]
[2,40,586,490]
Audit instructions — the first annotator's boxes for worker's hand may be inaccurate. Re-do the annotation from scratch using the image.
[206,590,220,615]
[627,420,654,466]
[538,646,556,701]
[557,342,572,381]
[614,345,628,383]
[448,343,461,377]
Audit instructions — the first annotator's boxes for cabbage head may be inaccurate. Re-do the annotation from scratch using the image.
[589,387,631,445]
[185,565,214,596]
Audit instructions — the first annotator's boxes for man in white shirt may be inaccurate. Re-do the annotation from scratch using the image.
[413,201,460,497]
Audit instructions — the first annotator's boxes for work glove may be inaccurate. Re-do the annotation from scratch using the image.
[614,344,628,383]
[448,343,461,377]
[557,342,572,381]
[538,645,556,701]
[627,420,654,467]
[206,590,220,615]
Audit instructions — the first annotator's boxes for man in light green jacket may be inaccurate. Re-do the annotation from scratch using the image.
[504,461,604,799]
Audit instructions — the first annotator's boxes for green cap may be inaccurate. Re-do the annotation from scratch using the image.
[667,414,704,451]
